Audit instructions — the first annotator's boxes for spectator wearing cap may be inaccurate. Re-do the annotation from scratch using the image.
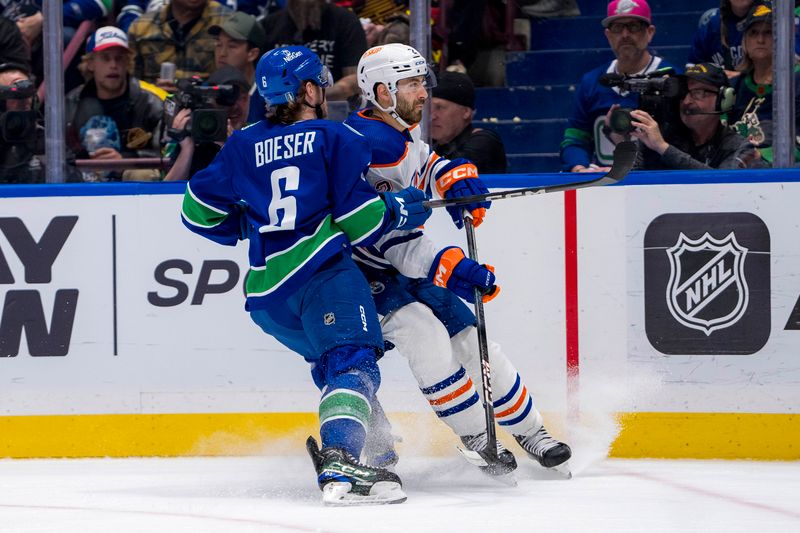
[560,0,678,173]
[210,11,266,88]
[210,11,265,124]
[687,1,800,75]
[431,71,507,174]
[127,0,231,90]
[65,26,166,177]
[604,62,762,169]
[164,66,250,181]
[728,1,800,165]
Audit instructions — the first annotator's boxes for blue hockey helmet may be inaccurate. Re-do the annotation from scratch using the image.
[256,46,333,106]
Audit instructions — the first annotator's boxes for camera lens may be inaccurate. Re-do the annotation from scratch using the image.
[195,112,219,136]
[609,107,635,134]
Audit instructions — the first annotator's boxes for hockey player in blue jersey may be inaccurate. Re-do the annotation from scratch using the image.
[181,45,433,505]
[345,44,572,477]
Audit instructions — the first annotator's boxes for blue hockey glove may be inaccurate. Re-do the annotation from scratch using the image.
[382,186,432,231]
[428,246,501,303]
[434,160,491,229]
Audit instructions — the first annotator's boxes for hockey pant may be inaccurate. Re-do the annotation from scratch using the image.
[381,302,543,438]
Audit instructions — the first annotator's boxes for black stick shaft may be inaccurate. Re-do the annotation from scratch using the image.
[424,141,637,210]
[463,211,498,457]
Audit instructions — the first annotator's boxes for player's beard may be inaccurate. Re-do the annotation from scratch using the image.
[396,95,424,125]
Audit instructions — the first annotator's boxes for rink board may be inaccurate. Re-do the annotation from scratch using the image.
[1,170,799,459]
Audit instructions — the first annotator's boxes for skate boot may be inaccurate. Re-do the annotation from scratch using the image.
[457,432,517,476]
[515,426,572,469]
[306,436,406,505]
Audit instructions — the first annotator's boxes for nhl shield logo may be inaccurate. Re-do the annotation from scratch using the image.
[665,232,749,336]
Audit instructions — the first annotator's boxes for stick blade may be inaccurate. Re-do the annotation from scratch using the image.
[607,140,637,181]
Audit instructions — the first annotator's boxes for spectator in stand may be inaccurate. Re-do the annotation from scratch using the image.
[163,65,250,181]
[0,62,43,183]
[728,1,800,165]
[431,71,507,174]
[65,26,166,180]
[688,1,800,76]
[560,0,676,173]
[604,63,762,170]
[0,14,30,70]
[127,0,231,90]
[247,0,367,122]
[210,11,265,96]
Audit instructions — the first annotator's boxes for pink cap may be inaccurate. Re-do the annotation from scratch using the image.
[602,0,652,28]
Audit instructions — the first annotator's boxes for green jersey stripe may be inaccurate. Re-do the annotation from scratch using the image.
[334,196,387,245]
[182,184,229,229]
[246,215,343,297]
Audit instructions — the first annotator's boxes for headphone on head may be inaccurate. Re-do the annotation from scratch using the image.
[716,84,736,114]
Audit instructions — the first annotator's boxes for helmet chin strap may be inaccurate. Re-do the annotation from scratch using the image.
[302,84,326,119]
[373,91,412,130]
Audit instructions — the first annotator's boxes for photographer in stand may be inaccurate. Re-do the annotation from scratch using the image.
[604,63,762,170]
[0,62,43,184]
[163,66,250,181]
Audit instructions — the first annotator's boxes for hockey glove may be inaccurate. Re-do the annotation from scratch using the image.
[428,246,501,304]
[434,159,490,229]
[381,186,432,231]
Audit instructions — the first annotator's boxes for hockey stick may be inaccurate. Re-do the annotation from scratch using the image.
[424,141,637,210]
[462,210,502,473]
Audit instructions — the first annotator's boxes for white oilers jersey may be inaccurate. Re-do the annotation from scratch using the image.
[345,110,451,279]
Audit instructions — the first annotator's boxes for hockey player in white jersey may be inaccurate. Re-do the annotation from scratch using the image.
[345,44,572,476]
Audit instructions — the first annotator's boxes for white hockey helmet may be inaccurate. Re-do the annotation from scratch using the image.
[357,44,436,127]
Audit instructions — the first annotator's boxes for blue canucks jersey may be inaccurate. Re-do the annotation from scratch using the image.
[182,119,394,310]
[560,56,676,171]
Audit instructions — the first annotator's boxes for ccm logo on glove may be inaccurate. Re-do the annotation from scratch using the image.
[429,246,500,304]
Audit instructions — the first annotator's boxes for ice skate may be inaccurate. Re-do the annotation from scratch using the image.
[515,426,572,478]
[306,436,407,505]
[457,431,518,479]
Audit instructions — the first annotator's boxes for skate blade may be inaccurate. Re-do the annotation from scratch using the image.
[322,481,407,506]
[456,446,518,484]
[455,445,489,467]
[550,460,572,479]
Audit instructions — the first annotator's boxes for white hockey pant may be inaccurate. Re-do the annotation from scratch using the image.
[382,302,486,436]
[450,327,543,437]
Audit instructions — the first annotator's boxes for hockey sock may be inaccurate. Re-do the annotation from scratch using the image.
[317,345,381,458]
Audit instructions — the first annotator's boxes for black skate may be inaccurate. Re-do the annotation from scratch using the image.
[515,426,572,477]
[306,436,406,505]
[457,432,517,476]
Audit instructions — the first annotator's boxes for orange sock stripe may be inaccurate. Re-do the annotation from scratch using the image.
[495,386,528,418]
[428,378,474,406]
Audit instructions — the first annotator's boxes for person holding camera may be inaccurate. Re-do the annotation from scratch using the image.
[604,63,761,170]
[65,26,166,180]
[0,62,42,183]
[163,66,250,181]
[560,0,677,173]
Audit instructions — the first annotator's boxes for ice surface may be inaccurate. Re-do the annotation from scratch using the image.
[0,454,798,533]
